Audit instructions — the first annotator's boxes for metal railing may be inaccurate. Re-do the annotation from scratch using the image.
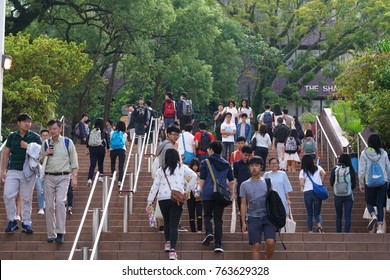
[348,132,368,161]
[89,171,117,260]
[68,173,100,260]
[59,116,65,136]
[315,116,338,171]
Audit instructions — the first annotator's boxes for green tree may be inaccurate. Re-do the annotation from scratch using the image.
[220,0,390,110]
[335,39,390,143]
[3,33,92,124]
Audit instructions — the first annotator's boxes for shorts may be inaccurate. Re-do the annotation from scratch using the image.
[247,216,276,245]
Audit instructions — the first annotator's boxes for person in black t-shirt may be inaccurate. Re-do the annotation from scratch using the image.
[213,103,225,141]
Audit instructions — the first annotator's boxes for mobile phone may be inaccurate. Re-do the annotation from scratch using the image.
[48,144,54,155]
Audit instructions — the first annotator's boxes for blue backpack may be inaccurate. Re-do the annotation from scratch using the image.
[110,131,124,150]
[367,159,385,187]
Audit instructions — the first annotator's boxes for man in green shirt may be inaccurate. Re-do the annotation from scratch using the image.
[1,113,42,233]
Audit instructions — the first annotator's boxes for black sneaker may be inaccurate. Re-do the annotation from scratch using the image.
[214,247,224,253]
[202,234,214,246]
[5,220,19,233]
[67,207,73,215]
[21,223,33,234]
[55,233,64,243]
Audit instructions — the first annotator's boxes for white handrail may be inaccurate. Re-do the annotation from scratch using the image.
[315,116,338,158]
[132,117,156,194]
[89,171,117,260]
[118,137,135,191]
[68,172,100,260]
[0,139,7,152]
[59,116,65,136]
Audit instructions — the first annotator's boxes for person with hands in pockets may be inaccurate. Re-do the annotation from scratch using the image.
[146,149,197,260]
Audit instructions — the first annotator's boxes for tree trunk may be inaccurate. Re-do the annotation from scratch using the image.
[103,53,121,122]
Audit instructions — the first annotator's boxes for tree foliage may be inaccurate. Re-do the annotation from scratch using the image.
[3,33,93,124]
[335,39,390,142]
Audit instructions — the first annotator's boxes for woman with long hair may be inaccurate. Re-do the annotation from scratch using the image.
[252,124,271,171]
[302,129,317,161]
[110,120,127,187]
[358,134,390,234]
[238,98,253,123]
[86,118,110,186]
[146,149,197,260]
[330,154,356,232]
[299,155,326,233]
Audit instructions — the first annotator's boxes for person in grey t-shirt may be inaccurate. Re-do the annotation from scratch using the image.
[240,156,276,260]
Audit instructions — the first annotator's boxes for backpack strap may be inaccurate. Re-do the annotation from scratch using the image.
[206,159,217,193]
[182,134,186,152]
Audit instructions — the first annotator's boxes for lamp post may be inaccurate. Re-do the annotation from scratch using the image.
[0,1,6,141]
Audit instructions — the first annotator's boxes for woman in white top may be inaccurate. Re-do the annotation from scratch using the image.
[110,121,128,187]
[264,157,293,214]
[146,149,197,260]
[237,98,253,123]
[299,155,326,233]
[252,124,271,171]
[223,100,238,124]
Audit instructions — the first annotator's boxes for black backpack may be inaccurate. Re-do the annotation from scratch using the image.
[198,132,211,151]
[265,178,286,229]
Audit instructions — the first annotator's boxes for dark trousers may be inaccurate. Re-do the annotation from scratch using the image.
[215,127,222,141]
[159,199,183,250]
[179,116,192,131]
[334,195,353,232]
[255,146,269,171]
[110,149,126,182]
[88,146,106,180]
[197,153,209,163]
[222,142,234,161]
[203,200,225,247]
[187,193,202,232]
[366,183,388,224]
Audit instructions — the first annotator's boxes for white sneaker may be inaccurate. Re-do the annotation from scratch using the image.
[118,181,122,187]
[169,250,177,260]
[98,177,103,182]
[164,241,171,252]
[377,229,384,234]
[38,209,45,215]
[87,179,92,186]
[14,215,21,221]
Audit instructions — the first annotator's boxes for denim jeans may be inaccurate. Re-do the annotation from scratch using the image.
[334,195,353,232]
[366,183,388,224]
[110,149,126,182]
[222,142,234,161]
[35,177,45,210]
[303,190,322,231]
[88,146,106,180]
[203,200,225,248]
[255,147,269,171]
[159,199,183,250]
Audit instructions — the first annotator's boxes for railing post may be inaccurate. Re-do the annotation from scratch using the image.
[92,208,100,260]
[102,176,109,232]
[129,173,134,214]
[82,247,89,260]
[134,153,139,176]
[123,194,128,233]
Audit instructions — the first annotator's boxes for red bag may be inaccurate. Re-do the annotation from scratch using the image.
[164,101,176,118]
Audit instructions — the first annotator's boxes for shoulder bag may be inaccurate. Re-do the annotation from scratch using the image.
[305,171,329,200]
[206,159,232,207]
[163,169,187,206]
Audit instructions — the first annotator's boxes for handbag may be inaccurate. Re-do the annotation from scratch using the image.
[230,200,237,233]
[182,134,195,164]
[163,170,187,206]
[305,171,329,200]
[282,206,296,233]
[251,134,257,150]
[206,159,232,207]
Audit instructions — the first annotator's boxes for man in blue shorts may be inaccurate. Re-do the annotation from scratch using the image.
[240,156,276,260]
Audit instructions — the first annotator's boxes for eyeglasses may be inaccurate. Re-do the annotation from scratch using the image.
[169,133,179,137]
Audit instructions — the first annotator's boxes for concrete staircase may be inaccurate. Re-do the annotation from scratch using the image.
[0,144,389,260]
